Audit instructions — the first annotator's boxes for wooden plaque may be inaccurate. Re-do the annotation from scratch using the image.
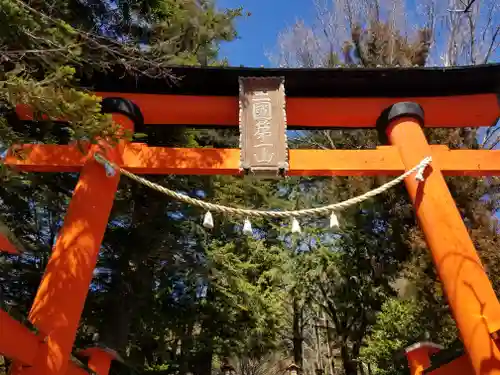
[239,77,288,177]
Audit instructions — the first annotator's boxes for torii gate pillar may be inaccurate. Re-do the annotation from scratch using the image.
[381,102,500,375]
[9,99,140,375]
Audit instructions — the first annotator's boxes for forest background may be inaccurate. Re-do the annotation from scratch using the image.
[0,1,499,375]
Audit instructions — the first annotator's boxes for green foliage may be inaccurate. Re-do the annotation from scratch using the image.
[148,0,242,65]
[206,238,287,355]
[0,1,259,375]
[361,298,423,375]
[0,0,242,149]
[0,0,112,146]
[272,7,499,375]
[145,363,170,372]
[1,66,116,147]
[3,2,500,375]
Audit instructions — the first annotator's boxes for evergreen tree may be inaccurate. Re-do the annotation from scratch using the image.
[0,2,278,375]
[272,1,499,374]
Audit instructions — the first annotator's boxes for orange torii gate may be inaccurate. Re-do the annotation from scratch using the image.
[1,64,500,375]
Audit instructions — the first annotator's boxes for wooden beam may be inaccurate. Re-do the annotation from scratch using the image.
[10,116,133,375]
[6,144,500,177]
[5,144,405,176]
[5,144,88,173]
[431,146,500,176]
[8,357,90,375]
[386,115,500,375]
[405,342,443,375]
[0,309,40,366]
[16,93,499,129]
[78,348,119,375]
[426,354,474,375]
[65,362,90,375]
[120,144,408,176]
[88,92,499,128]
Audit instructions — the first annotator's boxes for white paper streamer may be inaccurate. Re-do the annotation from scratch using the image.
[203,211,214,229]
[330,211,340,229]
[291,218,301,233]
[243,218,253,235]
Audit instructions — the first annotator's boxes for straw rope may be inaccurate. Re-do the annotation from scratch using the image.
[94,153,432,219]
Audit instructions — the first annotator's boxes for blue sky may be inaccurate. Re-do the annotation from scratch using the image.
[217,1,500,67]
[217,0,313,67]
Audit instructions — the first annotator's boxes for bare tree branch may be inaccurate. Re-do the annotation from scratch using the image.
[271,0,499,68]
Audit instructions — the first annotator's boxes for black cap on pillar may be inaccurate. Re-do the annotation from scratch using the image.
[376,102,425,145]
[100,97,144,133]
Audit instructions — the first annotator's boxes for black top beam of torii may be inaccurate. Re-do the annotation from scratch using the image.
[80,63,500,98]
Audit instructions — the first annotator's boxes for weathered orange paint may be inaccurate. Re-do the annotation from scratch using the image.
[427,354,474,375]
[88,353,112,375]
[10,115,133,375]
[431,146,500,177]
[94,92,499,128]
[16,93,498,128]
[387,116,500,375]
[7,144,500,177]
[64,361,90,375]
[0,309,40,366]
[406,349,431,375]
[79,348,116,375]
[4,143,90,173]
[0,234,19,254]
[405,342,442,375]
[3,90,500,375]
[119,144,407,176]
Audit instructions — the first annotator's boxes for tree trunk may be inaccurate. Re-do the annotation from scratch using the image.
[292,297,304,369]
[100,254,153,355]
[358,361,366,375]
[340,343,357,375]
[180,321,194,375]
[324,313,335,375]
[100,278,133,351]
[101,188,154,356]
[193,346,213,375]
[193,290,215,375]
[314,316,323,373]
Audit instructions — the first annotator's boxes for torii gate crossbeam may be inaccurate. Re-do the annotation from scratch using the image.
[1,64,499,375]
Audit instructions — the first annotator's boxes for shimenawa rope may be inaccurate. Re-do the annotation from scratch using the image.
[94,153,432,219]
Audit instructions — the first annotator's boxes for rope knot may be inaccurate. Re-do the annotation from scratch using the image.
[94,153,116,177]
[415,156,432,182]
